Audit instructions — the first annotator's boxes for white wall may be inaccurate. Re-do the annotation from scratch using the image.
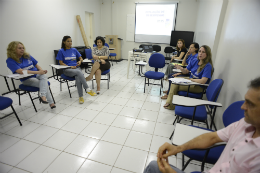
[194,0,223,51]
[100,0,199,60]
[213,0,260,128]
[0,0,101,95]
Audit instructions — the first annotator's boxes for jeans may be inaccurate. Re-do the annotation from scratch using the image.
[144,161,186,173]
[63,67,89,97]
[22,74,54,104]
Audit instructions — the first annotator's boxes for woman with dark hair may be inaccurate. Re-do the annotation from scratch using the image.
[161,42,199,99]
[6,41,56,108]
[164,39,187,78]
[164,45,214,110]
[56,36,96,104]
[85,36,111,94]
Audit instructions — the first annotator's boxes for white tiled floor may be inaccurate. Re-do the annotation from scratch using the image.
[0,61,212,173]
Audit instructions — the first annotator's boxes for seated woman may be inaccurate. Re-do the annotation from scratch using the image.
[161,42,199,99]
[164,45,213,110]
[164,39,187,79]
[6,41,56,109]
[56,36,96,104]
[85,36,111,94]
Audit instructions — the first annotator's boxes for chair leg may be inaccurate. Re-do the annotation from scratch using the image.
[60,80,62,91]
[205,119,209,129]
[49,86,55,104]
[28,92,37,112]
[144,78,146,93]
[18,89,21,105]
[148,78,149,86]
[182,158,193,171]
[10,105,22,126]
[92,79,94,89]
[66,80,72,98]
[107,74,109,89]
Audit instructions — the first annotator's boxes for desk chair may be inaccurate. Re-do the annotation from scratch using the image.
[86,49,110,89]
[144,53,165,94]
[152,45,161,52]
[18,81,55,112]
[85,49,95,74]
[164,47,175,64]
[105,43,116,66]
[60,74,76,98]
[170,79,224,133]
[0,96,22,126]
[180,101,244,172]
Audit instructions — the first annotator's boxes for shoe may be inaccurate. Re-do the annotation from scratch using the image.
[39,97,48,104]
[51,105,56,109]
[163,90,168,94]
[87,90,97,96]
[96,90,100,95]
[79,97,84,104]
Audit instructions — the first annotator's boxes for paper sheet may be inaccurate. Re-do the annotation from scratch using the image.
[169,78,192,83]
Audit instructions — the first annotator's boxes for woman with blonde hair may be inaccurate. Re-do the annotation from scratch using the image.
[164,39,187,78]
[164,45,213,110]
[6,41,56,108]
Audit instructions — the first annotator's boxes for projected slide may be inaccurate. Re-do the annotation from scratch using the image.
[136,4,176,36]
[135,3,177,43]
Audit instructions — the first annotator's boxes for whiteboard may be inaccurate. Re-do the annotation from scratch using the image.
[126,14,135,42]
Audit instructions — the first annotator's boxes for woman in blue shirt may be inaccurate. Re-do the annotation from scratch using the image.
[56,36,96,104]
[164,45,214,110]
[161,42,199,99]
[6,41,56,109]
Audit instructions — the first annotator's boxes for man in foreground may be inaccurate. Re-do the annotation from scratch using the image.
[144,77,260,173]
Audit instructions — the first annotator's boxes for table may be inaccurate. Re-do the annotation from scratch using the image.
[109,48,115,50]
[127,51,152,78]
[172,123,226,147]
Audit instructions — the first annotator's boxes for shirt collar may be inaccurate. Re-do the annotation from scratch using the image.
[244,120,260,147]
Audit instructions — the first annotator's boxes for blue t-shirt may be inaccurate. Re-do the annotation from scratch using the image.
[56,48,81,66]
[186,59,212,84]
[185,53,198,65]
[6,56,38,82]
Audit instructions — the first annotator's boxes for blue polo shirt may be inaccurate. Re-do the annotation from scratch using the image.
[56,48,81,66]
[185,53,198,65]
[186,59,212,84]
[6,56,38,82]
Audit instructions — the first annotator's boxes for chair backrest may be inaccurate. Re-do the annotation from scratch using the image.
[223,101,245,127]
[104,43,109,48]
[93,44,97,47]
[152,45,161,52]
[206,79,224,102]
[85,49,93,59]
[164,46,174,53]
[148,53,165,69]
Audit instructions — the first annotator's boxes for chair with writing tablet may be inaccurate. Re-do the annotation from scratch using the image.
[177,101,244,172]
[170,79,224,137]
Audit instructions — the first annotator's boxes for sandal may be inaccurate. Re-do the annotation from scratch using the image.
[163,103,170,108]
[161,95,168,99]
[163,90,168,94]
[96,90,100,95]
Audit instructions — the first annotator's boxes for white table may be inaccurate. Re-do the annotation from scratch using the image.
[172,95,222,107]
[127,51,152,78]
[172,123,226,147]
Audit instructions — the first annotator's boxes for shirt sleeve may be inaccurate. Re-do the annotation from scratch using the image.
[30,56,38,66]
[56,49,64,61]
[217,119,242,142]
[202,63,212,79]
[186,59,195,71]
[104,47,110,57]
[6,59,21,73]
[76,49,81,58]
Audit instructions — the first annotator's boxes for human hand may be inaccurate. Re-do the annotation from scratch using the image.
[38,70,45,75]
[170,56,175,62]
[93,55,98,60]
[172,73,181,77]
[71,66,77,69]
[187,50,191,56]
[157,142,179,159]
[77,61,81,66]
[174,64,182,70]
[157,157,176,173]
[100,59,106,64]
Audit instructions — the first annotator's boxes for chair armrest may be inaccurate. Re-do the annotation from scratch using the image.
[49,64,70,70]
[172,95,222,107]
